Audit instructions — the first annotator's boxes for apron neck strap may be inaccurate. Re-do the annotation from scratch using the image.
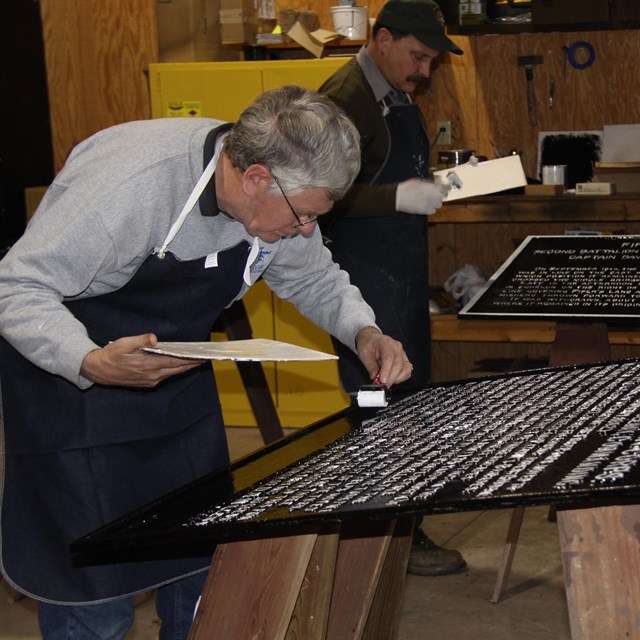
[156,134,224,259]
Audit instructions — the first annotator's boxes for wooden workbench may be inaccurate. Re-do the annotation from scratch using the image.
[432,315,640,345]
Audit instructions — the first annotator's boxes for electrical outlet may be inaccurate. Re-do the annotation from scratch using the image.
[436,120,452,146]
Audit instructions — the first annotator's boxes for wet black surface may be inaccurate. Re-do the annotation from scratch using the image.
[72,359,640,561]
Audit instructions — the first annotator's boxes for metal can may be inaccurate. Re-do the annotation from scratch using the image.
[437,149,475,170]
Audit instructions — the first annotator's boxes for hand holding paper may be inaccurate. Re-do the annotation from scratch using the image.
[433,155,527,201]
[81,333,203,388]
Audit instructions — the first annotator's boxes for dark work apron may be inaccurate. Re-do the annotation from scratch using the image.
[328,98,431,394]
[0,146,251,602]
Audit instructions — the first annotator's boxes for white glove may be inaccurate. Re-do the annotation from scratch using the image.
[395,178,450,215]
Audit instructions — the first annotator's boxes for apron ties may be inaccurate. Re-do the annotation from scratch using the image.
[329,101,431,393]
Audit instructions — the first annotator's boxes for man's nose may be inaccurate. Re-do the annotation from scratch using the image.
[418,60,432,77]
[299,220,318,237]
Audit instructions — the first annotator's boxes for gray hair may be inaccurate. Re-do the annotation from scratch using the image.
[224,85,361,201]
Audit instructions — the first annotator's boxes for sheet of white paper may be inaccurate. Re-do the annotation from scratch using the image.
[434,155,527,202]
[142,339,338,362]
[602,124,640,162]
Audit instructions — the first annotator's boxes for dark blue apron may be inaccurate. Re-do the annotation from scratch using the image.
[329,99,431,393]
[0,198,251,601]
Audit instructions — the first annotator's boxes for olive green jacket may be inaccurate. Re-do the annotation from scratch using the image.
[320,57,426,224]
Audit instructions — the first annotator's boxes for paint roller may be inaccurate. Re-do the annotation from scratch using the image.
[357,384,391,408]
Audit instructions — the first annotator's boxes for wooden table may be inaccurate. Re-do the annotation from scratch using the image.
[432,315,640,344]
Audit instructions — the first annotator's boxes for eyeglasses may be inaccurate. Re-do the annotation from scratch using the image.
[272,174,318,229]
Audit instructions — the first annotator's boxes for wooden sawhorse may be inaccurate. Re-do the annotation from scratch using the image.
[187,500,640,639]
[189,518,414,640]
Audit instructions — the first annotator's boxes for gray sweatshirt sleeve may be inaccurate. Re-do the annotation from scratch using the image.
[0,119,212,389]
[260,228,379,351]
[0,185,152,388]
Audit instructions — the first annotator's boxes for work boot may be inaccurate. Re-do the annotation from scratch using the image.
[407,528,467,576]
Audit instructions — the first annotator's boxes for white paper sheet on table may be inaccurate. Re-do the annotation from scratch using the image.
[434,155,527,202]
[142,339,338,361]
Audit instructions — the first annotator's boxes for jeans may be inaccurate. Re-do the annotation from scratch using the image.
[38,571,208,640]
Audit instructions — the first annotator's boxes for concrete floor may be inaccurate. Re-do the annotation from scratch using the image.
[1,427,571,639]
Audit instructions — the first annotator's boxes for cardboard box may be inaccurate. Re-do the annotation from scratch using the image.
[220,0,276,45]
[220,0,254,45]
[575,182,616,195]
[524,184,564,196]
[593,163,640,194]
[157,0,243,62]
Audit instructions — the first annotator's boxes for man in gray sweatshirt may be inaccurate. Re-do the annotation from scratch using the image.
[0,85,414,639]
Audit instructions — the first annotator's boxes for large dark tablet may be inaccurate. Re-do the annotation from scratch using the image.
[72,359,640,561]
[459,235,640,321]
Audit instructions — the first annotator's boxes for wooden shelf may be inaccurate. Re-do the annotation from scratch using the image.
[254,39,364,50]
[430,194,640,224]
[441,0,640,35]
[224,39,365,50]
[447,22,534,35]
[432,315,556,343]
[431,315,640,345]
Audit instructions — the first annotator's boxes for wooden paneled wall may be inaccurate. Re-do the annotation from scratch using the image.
[39,0,158,170]
[420,29,640,178]
[280,2,640,179]
[39,0,640,182]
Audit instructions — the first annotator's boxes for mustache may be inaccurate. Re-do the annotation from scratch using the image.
[406,75,429,84]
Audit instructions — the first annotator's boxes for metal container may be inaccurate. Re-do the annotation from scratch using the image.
[437,149,475,169]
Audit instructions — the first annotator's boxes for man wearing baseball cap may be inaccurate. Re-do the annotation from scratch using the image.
[319,0,466,577]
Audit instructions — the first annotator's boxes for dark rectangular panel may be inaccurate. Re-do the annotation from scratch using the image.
[72,359,640,561]
[459,235,640,321]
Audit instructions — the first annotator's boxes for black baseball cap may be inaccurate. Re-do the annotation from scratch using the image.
[376,0,464,55]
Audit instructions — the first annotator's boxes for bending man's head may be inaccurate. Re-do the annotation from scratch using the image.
[225,85,361,201]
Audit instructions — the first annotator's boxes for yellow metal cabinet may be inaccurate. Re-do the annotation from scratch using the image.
[148,59,350,120]
[148,59,352,427]
[149,61,264,120]
[272,294,350,427]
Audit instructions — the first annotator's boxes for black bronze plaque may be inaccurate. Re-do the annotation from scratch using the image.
[459,235,640,321]
[72,359,640,559]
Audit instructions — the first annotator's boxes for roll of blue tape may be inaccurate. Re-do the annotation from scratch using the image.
[567,41,596,70]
